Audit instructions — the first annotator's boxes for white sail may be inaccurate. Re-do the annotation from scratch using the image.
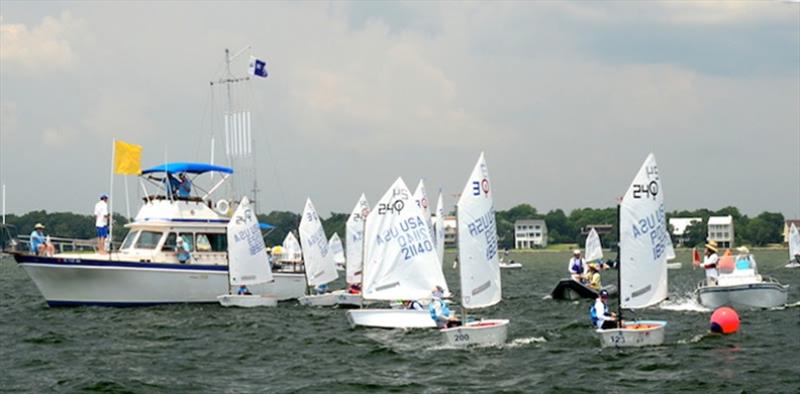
[329,233,345,265]
[584,227,603,262]
[665,232,676,261]
[413,179,434,236]
[298,198,338,287]
[362,177,449,301]
[345,194,370,284]
[226,196,273,286]
[790,223,800,259]
[619,153,669,309]
[282,232,302,262]
[433,192,446,265]
[456,153,501,309]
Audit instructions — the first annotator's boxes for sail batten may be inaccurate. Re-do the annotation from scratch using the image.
[619,153,669,309]
[362,178,448,301]
[457,153,501,310]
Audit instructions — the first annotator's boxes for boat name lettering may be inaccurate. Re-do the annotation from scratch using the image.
[467,210,498,261]
[306,227,330,257]
[378,199,405,215]
[630,204,668,261]
[632,181,659,200]
[454,333,470,342]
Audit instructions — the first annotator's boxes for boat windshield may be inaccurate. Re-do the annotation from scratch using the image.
[121,231,138,250]
[134,231,163,250]
[195,233,227,252]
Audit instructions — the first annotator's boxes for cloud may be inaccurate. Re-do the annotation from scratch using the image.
[0,12,85,75]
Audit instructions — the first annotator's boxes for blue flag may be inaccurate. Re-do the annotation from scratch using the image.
[248,56,268,78]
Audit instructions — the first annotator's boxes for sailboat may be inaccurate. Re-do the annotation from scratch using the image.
[346,177,449,329]
[329,233,346,272]
[440,153,509,346]
[585,227,603,263]
[550,227,617,300]
[281,231,303,271]
[597,153,668,348]
[787,223,800,268]
[296,198,358,307]
[217,196,277,307]
[345,194,370,294]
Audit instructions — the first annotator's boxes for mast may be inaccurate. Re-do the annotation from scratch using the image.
[616,203,623,328]
[455,202,467,322]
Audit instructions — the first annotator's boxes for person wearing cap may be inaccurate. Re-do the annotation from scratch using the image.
[701,240,720,285]
[568,249,587,283]
[586,263,602,291]
[428,286,458,328]
[94,195,110,254]
[590,289,617,329]
[29,223,55,256]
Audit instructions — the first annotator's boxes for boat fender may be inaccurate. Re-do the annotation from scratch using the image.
[215,199,230,215]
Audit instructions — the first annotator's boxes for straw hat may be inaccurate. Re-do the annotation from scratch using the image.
[705,240,718,253]
[736,246,750,254]
[34,223,45,229]
[573,249,581,255]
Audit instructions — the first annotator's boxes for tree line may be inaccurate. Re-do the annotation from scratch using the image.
[2,205,788,249]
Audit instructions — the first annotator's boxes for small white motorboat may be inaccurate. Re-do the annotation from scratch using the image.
[499,261,522,269]
[441,319,509,347]
[598,321,667,348]
[217,294,277,308]
[695,264,788,309]
[298,289,361,307]
[217,196,278,308]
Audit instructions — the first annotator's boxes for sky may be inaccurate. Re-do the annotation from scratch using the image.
[1,1,799,220]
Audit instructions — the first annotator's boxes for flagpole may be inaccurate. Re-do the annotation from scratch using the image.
[124,176,132,222]
[109,139,116,259]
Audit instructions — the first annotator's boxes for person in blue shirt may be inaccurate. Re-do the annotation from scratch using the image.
[429,286,459,328]
[315,283,329,295]
[177,173,192,198]
[237,285,252,295]
[29,223,55,256]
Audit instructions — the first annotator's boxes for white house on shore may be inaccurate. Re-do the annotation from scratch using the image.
[514,219,548,249]
[669,217,702,246]
[708,215,734,249]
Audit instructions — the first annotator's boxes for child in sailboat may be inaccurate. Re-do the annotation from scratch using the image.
[590,290,617,329]
[237,285,252,295]
[586,263,602,291]
[429,286,460,329]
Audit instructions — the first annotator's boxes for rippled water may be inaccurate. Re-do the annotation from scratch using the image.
[1,250,798,393]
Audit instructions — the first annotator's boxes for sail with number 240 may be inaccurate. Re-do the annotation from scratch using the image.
[619,153,669,309]
[362,177,449,301]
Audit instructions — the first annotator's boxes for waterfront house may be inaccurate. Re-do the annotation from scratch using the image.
[707,215,734,249]
[514,219,548,249]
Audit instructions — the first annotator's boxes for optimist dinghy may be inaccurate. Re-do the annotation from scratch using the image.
[329,233,346,272]
[346,178,449,329]
[440,153,509,347]
[217,196,277,307]
[596,154,669,348]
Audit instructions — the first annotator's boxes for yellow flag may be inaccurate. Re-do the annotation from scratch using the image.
[114,140,143,175]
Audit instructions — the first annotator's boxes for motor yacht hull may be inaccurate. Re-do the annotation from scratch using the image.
[15,254,306,306]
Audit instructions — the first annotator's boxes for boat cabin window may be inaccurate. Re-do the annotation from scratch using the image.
[162,233,194,251]
[195,233,226,252]
[121,231,138,250]
[134,231,163,250]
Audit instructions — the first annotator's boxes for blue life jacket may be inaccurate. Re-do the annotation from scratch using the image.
[571,258,584,274]
[589,304,598,326]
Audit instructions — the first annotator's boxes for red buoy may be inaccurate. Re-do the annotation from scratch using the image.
[710,307,740,334]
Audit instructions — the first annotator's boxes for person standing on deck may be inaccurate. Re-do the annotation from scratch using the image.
[699,241,719,285]
[177,173,192,198]
[590,289,617,329]
[94,194,110,254]
[568,249,587,283]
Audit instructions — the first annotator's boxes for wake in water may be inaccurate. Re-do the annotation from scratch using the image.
[659,294,710,313]
[770,300,800,311]
[504,336,547,348]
